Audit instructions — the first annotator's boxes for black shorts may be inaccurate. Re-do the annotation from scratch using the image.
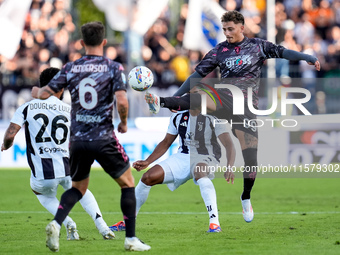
[70,138,130,181]
[211,92,258,138]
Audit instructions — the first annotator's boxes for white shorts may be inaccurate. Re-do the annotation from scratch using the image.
[157,153,218,191]
[30,176,72,197]
[158,153,191,191]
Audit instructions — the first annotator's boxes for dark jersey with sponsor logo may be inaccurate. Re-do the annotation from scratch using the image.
[48,55,127,141]
[195,37,285,106]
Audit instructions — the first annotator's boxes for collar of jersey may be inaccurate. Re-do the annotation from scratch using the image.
[226,36,247,46]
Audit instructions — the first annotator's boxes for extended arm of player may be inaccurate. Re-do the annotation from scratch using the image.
[218,132,236,184]
[115,90,129,133]
[282,49,321,71]
[133,133,177,171]
[31,85,57,99]
[1,123,21,151]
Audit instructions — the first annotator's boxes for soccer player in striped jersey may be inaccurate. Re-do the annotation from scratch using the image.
[1,67,115,242]
[133,102,236,232]
[31,22,150,252]
[145,10,321,223]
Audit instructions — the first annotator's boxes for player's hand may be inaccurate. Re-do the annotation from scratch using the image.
[133,160,149,171]
[308,60,320,71]
[117,122,128,133]
[224,169,235,184]
[31,86,40,99]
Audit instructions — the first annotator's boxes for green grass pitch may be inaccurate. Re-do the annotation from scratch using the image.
[0,168,339,255]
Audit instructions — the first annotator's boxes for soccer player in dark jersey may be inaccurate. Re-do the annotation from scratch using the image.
[145,10,321,223]
[31,22,150,252]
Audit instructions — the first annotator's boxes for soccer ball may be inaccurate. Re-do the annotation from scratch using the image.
[127,66,154,91]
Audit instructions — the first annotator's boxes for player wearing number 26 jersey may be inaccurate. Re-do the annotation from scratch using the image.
[10,95,71,179]
[2,67,116,242]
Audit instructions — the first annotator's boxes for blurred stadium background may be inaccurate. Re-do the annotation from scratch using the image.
[0,0,340,170]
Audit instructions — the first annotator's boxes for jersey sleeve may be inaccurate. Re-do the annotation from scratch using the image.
[48,64,70,93]
[167,113,179,135]
[112,63,127,92]
[195,46,219,77]
[211,116,230,137]
[10,102,29,127]
[259,38,286,59]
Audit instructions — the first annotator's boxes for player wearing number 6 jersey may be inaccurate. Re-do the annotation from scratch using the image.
[1,67,115,243]
[31,21,150,252]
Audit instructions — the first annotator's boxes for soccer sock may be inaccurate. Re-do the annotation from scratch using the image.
[197,177,219,225]
[160,93,201,111]
[121,187,136,238]
[241,148,258,200]
[54,187,83,226]
[79,189,108,233]
[135,180,152,215]
[36,194,73,228]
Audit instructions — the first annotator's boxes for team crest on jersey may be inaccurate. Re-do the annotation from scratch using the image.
[235,46,241,54]
[198,122,204,131]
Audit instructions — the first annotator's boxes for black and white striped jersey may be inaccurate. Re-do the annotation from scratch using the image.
[167,110,229,162]
[10,96,71,180]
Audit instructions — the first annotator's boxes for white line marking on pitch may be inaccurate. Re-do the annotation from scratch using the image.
[0,211,339,215]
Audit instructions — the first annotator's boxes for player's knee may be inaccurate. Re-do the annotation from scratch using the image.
[242,148,258,167]
[194,163,207,180]
[141,172,153,186]
[141,169,163,186]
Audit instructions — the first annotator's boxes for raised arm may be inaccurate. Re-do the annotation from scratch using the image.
[133,133,177,171]
[1,123,21,151]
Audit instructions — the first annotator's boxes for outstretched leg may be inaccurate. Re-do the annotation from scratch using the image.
[79,189,115,239]
[135,164,167,215]
[146,90,216,113]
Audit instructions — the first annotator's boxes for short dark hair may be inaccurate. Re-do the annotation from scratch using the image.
[221,11,244,25]
[39,67,60,88]
[81,21,105,46]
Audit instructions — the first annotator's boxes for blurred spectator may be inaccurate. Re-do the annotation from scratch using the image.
[294,12,315,45]
[315,91,327,114]
[307,0,334,39]
[1,0,340,118]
